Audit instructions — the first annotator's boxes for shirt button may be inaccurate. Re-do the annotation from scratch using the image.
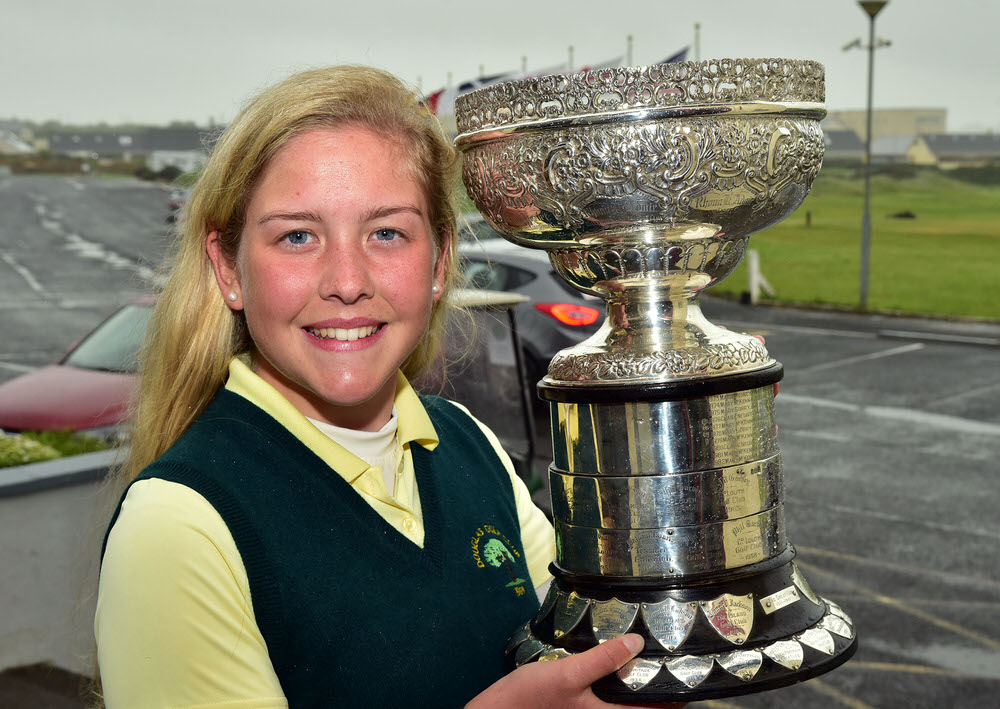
[402,517,417,533]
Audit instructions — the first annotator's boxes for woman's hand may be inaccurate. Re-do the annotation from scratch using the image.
[466,634,687,709]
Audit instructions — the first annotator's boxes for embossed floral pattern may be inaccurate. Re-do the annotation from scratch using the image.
[548,340,769,382]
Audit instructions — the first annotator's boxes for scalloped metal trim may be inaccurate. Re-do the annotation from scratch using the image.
[456,58,825,134]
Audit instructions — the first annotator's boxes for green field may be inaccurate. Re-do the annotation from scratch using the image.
[460,167,1000,321]
[711,168,1000,320]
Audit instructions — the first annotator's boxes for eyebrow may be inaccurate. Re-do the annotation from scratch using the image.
[361,205,424,223]
[257,210,323,226]
[256,205,424,227]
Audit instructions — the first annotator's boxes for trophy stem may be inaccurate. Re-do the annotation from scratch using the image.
[546,290,774,388]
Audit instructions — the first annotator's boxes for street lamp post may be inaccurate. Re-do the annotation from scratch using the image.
[858,0,888,308]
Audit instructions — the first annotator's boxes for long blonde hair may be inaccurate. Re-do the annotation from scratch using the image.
[118,66,461,484]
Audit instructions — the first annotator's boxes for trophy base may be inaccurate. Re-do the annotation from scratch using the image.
[506,552,857,703]
[593,635,858,704]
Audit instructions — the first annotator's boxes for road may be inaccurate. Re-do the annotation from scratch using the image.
[0,174,171,382]
[2,175,999,708]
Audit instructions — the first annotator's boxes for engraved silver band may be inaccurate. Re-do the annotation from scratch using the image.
[554,506,786,577]
[551,386,778,476]
[550,453,783,529]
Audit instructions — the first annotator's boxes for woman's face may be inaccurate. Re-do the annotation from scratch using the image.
[208,125,446,431]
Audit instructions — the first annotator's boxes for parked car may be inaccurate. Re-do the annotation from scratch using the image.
[0,301,152,439]
[458,239,603,388]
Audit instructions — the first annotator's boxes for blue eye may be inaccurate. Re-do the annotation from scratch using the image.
[372,228,400,242]
[283,230,312,245]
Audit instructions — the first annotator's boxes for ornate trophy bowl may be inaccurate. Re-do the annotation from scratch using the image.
[456,59,856,703]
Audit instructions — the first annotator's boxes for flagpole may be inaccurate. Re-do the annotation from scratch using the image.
[627,35,633,66]
[695,23,701,61]
[568,45,574,71]
[521,55,527,73]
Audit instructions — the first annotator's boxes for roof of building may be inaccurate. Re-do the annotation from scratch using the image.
[823,129,864,152]
[43,127,210,154]
[918,133,1000,156]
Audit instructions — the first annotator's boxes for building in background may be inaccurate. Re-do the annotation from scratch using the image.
[908,134,1000,169]
[822,129,865,163]
[39,126,209,171]
[825,108,947,142]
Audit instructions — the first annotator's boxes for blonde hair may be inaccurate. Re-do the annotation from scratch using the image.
[117,66,461,484]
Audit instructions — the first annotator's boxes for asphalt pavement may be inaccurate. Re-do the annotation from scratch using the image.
[2,175,999,708]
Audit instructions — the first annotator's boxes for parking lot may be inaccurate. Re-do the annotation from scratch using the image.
[2,175,999,707]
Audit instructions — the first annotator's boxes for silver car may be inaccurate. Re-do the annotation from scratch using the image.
[458,236,603,389]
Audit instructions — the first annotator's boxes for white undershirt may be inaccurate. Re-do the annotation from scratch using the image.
[306,407,401,495]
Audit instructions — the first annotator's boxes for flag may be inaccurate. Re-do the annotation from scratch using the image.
[656,47,689,64]
[423,71,516,116]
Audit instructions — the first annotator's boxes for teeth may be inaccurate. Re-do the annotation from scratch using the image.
[309,325,379,341]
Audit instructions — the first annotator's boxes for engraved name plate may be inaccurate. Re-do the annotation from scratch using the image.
[535,583,559,624]
[760,585,801,615]
[506,621,533,654]
[717,649,764,681]
[797,627,835,655]
[537,647,573,662]
[764,639,804,670]
[617,658,663,691]
[642,598,698,651]
[701,593,755,645]
[665,655,715,688]
[819,614,853,639]
[553,590,590,638]
[822,597,852,624]
[514,637,547,666]
[591,598,640,643]
[791,563,821,605]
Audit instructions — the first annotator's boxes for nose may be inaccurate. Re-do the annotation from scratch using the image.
[319,237,374,304]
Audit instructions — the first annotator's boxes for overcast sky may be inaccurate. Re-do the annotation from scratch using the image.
[3,0,997,132]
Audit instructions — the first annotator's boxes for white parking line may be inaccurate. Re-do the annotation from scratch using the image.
[721,319,878,340]
[1,253,45,295]
[796,342,925,374]
[880,329,1000,347]
[778,392,1000,437]
[929,381,1000,408]
[63,233,158,283]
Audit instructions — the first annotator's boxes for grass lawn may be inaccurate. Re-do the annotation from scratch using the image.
[711,168,1000,320]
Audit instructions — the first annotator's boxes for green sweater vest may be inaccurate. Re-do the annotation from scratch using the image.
[105,390,540,708]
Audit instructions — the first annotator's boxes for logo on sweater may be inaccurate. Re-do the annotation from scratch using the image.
[470,524,527,597]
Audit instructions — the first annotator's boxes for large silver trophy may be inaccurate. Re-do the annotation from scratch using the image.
[455,59,856,702]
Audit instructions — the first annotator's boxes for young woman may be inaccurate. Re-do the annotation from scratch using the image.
[95,66,673,708]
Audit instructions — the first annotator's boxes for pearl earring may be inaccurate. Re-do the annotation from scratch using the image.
[432,285,440,294]
[228,293,238,301]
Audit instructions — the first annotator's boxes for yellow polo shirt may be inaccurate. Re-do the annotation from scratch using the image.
[96,360,554,708]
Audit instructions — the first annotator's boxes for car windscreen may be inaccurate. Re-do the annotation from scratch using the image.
[63,304,153,373]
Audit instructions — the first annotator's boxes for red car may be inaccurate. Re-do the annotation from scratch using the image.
[0,302,153,439]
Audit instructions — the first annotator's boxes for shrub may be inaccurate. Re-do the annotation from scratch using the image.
[0,434,60,468]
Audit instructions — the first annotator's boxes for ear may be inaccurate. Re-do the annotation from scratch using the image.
[432,230,451,303]
[206,231,243,311]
